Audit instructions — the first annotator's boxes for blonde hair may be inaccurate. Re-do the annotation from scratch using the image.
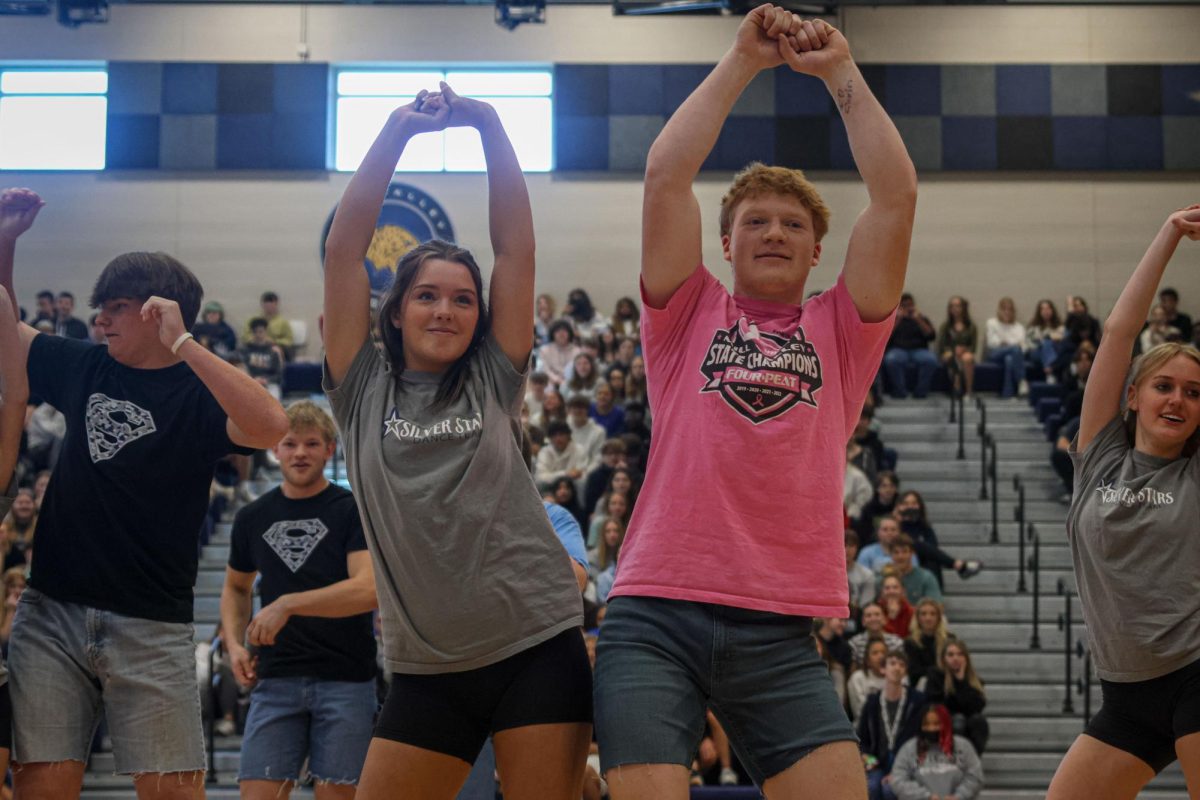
[908,598,949,656]
[1124,342,1200,457]
[719,163,831,242]
[285,400,337,444]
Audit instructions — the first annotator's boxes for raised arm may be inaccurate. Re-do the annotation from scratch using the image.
[1077,205,1200,452]
[436,83,535,370]
[642,5,801,307]
[778,27,917,322]
[0,288,28,491]
[142,297,289,449]
[323,93,450,385]
[0,188,48,351]
[245,549,377,647]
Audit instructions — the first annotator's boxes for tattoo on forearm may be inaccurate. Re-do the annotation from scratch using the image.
[837,80,853,115]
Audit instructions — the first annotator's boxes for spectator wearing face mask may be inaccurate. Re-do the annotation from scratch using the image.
[888,703,983,800]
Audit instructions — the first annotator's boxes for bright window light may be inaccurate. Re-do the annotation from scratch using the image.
[333,68,553,173]
[0,70,107,95]
[0,95,107,170]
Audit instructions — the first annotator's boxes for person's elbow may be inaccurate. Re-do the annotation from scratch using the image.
[236,407,290,450]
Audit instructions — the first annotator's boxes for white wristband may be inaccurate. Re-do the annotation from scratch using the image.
[171,332,194,355]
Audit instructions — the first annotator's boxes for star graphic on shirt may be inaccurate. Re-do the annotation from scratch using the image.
[1094,481,1115,496]
[383,408,404,440]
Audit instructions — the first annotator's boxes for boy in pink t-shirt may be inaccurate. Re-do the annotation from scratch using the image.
[593,5,917,798]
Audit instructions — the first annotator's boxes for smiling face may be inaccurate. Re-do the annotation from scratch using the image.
[917,603,940,634]
[881,575,904,602]
[392,259,480,373]
[274,426,334,491]
[1127,352,1200,458]
[722,192,821,304]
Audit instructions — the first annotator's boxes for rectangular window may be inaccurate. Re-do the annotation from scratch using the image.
[0,68,107,171]
[333,68,552,173]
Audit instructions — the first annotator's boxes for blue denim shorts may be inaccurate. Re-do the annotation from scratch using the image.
[239,676,377,784]
[7,587,205,774]
[594,596,856,787]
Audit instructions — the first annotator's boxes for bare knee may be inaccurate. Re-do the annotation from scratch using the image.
[11,760,88,799]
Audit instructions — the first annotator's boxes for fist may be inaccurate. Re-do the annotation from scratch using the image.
[141,296,188,351]
[776,19,850,82]
[0,188,45,241]
[734,5,803,71]
[390,89,452,137]
[1170,204,1200,241]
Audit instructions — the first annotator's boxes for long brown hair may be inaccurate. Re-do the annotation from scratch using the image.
[940,639,985,696]
[375,240,489,410]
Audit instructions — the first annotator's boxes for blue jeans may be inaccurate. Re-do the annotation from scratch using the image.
[8,587,205,773]
[594,596,856,787]
[239,676,377,784]
[867,768,899,800]
[986,345,1024,397]
[1033,337,1058,371]
[882,348,938,398]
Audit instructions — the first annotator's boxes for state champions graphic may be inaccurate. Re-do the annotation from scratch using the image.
[699,318,824,424]
[321,183,456,294]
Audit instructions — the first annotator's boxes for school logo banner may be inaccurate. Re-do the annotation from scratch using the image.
[699,318,823,424]
[321,182,456,294]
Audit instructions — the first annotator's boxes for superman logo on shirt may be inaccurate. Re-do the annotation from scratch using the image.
[699,318,823,424]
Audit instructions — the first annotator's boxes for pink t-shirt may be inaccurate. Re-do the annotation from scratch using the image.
[609,266,895,617]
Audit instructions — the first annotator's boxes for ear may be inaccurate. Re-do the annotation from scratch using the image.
[721,233,732,264]
[389,304,405,330]
[1125,381,1139,412]
[811,241,823,268]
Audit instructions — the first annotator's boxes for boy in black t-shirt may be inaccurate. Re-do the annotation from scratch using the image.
[222,401,378,797]
[240,317,284,399]
[0,187,289,799]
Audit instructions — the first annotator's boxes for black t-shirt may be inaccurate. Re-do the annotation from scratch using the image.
[240,343,282,382]
[27,333,251,623]
[228,483,376,682]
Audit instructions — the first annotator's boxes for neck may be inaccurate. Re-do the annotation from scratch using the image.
[895,562,912,576]
[731,276,808,306]
[883,681,903,700]
[1135,428,1186,460]
[281,477,329,500]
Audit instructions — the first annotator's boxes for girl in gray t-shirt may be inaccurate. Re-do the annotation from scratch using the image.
[322,84,590,797]
[1050,204,1200,798]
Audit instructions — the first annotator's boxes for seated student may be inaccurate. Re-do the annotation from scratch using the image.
[848,637,889,721]
[240,317,285,399]
[924,639,989,755]
[890,534,941,603]
[849,603,905,665]
[583,438,626,514]
[588,517,624,579]
[566,395,605,473]
[846,530,876,627]
[537,320,579,388]
[548,476,588,530]
[888,703,983,800]
[192,300,238,359]
[1050,416,1080,502]
[858,517,917,574]
[535,421,589,491]
[588,382,625,438]
[564,352,601,402]
[587,491,630,548]
[221,401,379,798]
[878,573,914,638]
[1026,299,1065,384]
[895,491,982,587]
[1136,303,1183,356]
[605,363,627,404]
[534,293,556,347]
[242,291,295,359]
[904,598,950,681]
[845,453,873,520]
[815,633,849,719]
[858,650,925,800]
[937,296,977,399]
[524,371,550,429]
[984,297,1028,399]
[855,470,899,546]
[883,294,937,399]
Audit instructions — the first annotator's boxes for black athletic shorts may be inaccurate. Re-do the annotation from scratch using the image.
[374,628,593,764]
[0,682,10,750]
[1085,656,1200,772]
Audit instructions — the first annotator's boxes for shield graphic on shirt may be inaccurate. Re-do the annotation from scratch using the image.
[698,319,823,424]
[85,393,158,463]
[263,519,330,573]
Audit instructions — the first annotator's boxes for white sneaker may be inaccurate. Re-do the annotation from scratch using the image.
[215,718,235,737]
[720,767,738,786]
[1046,374,1057,385]
[1018,379,1029,397]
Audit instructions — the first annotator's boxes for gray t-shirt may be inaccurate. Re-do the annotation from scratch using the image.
[324,336,583,674]
[1068,415,1200,682]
